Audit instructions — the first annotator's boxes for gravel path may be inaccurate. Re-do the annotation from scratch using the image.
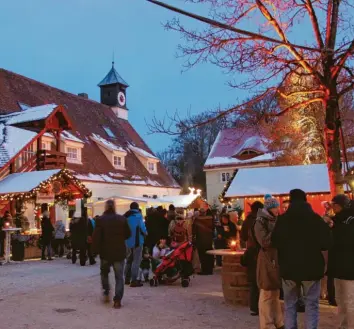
[0,259,338,329]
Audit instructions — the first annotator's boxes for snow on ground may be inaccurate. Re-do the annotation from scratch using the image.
[0,259,337,329]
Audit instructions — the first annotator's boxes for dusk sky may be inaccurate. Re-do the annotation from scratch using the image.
[0,0,240,152]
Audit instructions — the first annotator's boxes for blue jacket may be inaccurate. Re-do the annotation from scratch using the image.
[125,209,147,248]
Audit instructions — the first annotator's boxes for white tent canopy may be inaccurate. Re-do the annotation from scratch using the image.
[89,194,205,217]
[225,164,331,198]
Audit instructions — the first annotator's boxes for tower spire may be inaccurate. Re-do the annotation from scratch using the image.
[112,51,115,68]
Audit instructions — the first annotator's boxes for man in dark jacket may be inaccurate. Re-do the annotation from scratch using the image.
[41,211,54,261]
[327,194,354,329]
[193,208,214,275]
[240,201,263,316]
[272,189,331,329]
[70,214,88,266]
[93,200,131,309]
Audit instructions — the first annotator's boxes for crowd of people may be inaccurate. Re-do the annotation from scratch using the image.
[241,189,354,329]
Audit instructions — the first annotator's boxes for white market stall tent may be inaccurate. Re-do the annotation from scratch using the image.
[88,193,209,217]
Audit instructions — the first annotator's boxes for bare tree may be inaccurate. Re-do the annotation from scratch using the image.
[147,0,354,195]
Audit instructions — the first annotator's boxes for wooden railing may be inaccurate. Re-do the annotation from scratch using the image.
[37,150,67,170]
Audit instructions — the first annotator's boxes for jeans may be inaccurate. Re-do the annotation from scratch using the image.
[42,243,52,259]
[100,259,125,302]
[259,289,283,329]
[335,279,354,329]
[125,246,143,282]
[283,280,321,329]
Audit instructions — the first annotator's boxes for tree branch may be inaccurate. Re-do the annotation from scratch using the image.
[305,0,325,49]
[146,0,321,52]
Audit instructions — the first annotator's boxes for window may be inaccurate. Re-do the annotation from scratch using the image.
[221,172,231,183]
[67,147,78,160]
[42,142,51,151]
[148,162,155,172]
[103,126,116,138]
[113,156,122,167]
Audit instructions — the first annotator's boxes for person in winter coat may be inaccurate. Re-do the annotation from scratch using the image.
[193,208,214,275]
[69,213,88,266]
[169,214,189,246]
[327,194,354,329]
[124,202,147,287]
[41,211,54,261]
[54,219,66,257]
[167,204,176,223]
[93,199,131,309]
[215,213,237,260]
[272,189,331,329]
[254,195,284,329]
[240,201,264,316]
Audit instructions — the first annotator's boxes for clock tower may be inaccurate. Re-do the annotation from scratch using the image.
[98,62,129,120]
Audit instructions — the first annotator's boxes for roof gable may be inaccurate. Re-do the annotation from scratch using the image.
[204,128,275,168]
[0,68,179,189]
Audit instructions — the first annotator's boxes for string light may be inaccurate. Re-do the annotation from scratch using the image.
[0,169,92,203]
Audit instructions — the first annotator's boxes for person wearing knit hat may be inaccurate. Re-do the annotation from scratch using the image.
[254,195,283,329]
[264,194,280,213]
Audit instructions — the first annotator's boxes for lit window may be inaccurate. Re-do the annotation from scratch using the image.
[103,126,116,138]
[148,162,155,172]
[67,147,78,160]
[221,173,231,183]
[113,156,122,167]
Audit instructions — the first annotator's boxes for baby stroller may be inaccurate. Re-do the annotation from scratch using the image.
[150,241,194,288]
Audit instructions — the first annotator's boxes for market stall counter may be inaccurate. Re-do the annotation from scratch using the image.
[207,249,249,306]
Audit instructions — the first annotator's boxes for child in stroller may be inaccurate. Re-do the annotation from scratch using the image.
[150,240,194,288]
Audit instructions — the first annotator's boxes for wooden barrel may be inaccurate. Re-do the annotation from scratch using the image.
[222,253,249,306]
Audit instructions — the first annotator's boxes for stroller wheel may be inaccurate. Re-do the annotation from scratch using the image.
[181,278,190,288]
[150,278,158,287]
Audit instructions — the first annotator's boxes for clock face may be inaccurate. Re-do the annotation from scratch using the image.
[117,91,126,107]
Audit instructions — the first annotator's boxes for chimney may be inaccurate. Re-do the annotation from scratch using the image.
[78,93,88,99]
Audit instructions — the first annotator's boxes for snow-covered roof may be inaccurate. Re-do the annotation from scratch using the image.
[0,104,57,125]
[205,152,278,167]
[91,134,126,153]
[75,173,168,187]
[129,145,158,160]
[205,128,274,168]
[225,164,330,198]
[0,125,37,166]
[61,131,83,143]
[0,169,60,194]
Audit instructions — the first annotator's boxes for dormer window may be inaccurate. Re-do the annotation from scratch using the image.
[148,162,156,173]
[113,154,125,169]
[66,147,79,162]
[129,145,160,175]
[90,134,127,170]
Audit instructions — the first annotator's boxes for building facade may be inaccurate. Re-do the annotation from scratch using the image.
[0,65,181,225]
[204,128,277,206]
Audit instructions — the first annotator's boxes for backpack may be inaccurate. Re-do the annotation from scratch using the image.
[173,221,186,243]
